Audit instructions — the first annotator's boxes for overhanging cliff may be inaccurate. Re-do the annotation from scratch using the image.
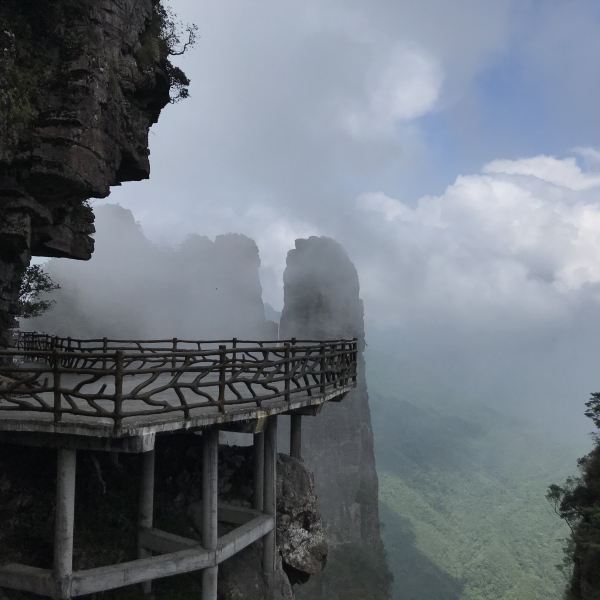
[0,0,184,345]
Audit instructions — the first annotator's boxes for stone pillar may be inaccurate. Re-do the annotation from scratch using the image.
[263,415,278,578]
[202,428,219,600]
[138,449,155,595]
[253,431,265,511]
[290,414,302,459]
[53,448,77,600]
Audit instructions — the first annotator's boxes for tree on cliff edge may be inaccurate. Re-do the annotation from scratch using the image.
[548,394,600,599]
[17,265,60,320]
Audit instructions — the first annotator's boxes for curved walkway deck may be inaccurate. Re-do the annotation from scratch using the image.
[0,332,358,599]
[0,333,357,438]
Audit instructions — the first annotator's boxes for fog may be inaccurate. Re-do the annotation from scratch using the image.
[89,0,600,441]
[28,205,275,340]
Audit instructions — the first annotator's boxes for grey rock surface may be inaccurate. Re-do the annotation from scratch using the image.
[0,0,179,345]
[280,236,392,600]
[277,454,327,582]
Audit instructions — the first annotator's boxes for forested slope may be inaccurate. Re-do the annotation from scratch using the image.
[372,388,579,600]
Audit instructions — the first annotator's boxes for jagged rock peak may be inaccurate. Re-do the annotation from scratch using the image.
[281,236,364,343]
[280,235,392,600]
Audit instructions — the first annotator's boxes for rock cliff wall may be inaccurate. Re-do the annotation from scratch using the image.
[0,0,182,345]
[280,237,392,600]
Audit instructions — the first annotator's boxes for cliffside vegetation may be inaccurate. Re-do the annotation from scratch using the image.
[548,395,600,600]
[136,1,196,103]
[17,265,60,319]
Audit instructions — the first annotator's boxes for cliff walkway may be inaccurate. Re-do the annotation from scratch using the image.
[0,332,356,437]
[0,331,357,599]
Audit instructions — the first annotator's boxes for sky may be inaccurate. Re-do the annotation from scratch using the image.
[102,0,600,433]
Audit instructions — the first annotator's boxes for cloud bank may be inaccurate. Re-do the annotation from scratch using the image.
[357,151,600,330]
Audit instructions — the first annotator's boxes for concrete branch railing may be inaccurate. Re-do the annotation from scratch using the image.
[0,332,357,430]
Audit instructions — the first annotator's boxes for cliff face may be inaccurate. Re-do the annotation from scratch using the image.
[0,0,178,345]
[280,237,392,600]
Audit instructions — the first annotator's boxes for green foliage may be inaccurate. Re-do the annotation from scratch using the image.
[584,393,600,430]
[136,1,196,102]
[17,265,60,319]
[548,396,600,599]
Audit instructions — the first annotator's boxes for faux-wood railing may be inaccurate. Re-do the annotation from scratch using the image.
[0,332,357,430]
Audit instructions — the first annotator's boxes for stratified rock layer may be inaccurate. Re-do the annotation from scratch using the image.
[280,236,392,600]
[0,0,176,345]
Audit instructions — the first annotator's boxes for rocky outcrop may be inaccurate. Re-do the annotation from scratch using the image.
[277,454,328,582]
[0,0,185,345]
[280,236,392,600]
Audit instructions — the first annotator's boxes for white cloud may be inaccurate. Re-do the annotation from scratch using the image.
[247,206,318,308]
[483,155,600,191]
[356,152,600,329]
[572,146,600,170]
[341,46,443,138]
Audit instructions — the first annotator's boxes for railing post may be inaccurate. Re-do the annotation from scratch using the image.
[320,343,326,396]
[284,342,291,405]
[352,338,358,385]
[171,337,178,374]
[65,337,72,369]
[332,342,339,388]
[53,350,62,424]
[343,341,350,386]
[232,338,237,373]
[218,345,226,413]
[102,337,108,371]
[114,350,123,431]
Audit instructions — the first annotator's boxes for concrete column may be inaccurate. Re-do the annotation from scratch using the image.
[54,448,76,600]
[290,414,302,460]
[253,431,265,511]
[263,416,278,577]
[202,427,219,600]
[138,449,155,595]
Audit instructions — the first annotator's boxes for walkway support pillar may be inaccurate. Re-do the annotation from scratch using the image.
[290,414,302,460]
[54,448,76,600]
[263,415,278,579]
[138,449,155,595]
[202,427,219,600]
[253,431,265,511]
